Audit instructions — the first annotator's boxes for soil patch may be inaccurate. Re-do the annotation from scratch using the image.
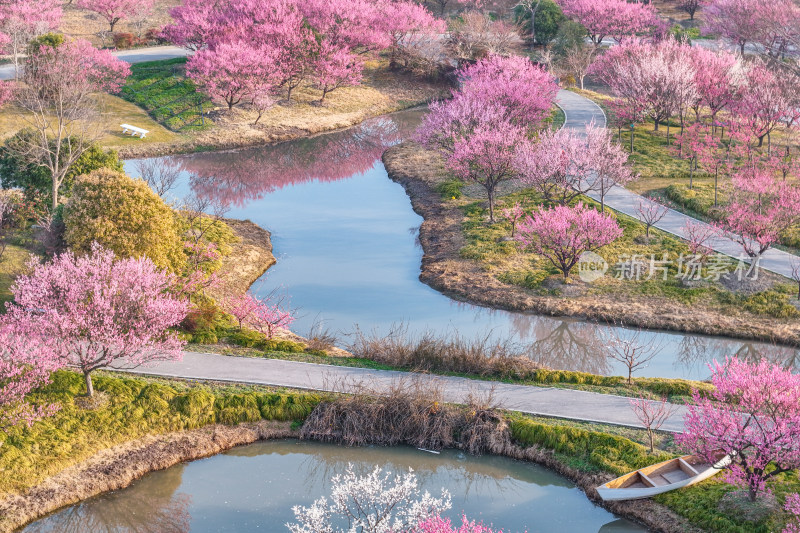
[208,218,276,301]
[382,142,800,346]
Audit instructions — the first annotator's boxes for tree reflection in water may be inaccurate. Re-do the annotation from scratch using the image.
[177,113,420,209]
[678,336,800,377]
[508,314,610,375]
[24,465,191,533]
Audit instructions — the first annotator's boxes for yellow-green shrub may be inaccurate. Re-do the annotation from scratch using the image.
[63,169,184,271]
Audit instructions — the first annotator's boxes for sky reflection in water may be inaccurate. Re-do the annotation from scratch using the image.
[124,110,797,381]
[22,440,646,533]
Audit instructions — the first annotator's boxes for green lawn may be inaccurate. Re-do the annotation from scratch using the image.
[458,188,799,319]
[0,243,30,307]
[119,58,214,133]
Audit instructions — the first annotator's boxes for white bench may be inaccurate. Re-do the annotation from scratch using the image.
[120,123,149,139]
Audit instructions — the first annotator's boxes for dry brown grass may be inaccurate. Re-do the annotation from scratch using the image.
[348,325,543,378]
[300,376,507,455]
[206,218,276,301]
[0,94,180,147]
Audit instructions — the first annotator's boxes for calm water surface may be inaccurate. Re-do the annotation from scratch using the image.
[22,440,646,532]
[124,110,796,380]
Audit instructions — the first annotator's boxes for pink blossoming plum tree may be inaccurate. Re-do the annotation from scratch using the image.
[722,165,800,275]
[419,515,502,533]
[457,54,559,130]
[516,202,622,281]
[77,0,153,34]
[514,127,596,207]
[447,121,527,222]
[0,328,61,434]
[558,0,658,48]
[186,41,282,110]
[4,245,189,397]
[500,202,524,238]
[677,357,800,502]
[585,122,635,212]
[0,0,61,77]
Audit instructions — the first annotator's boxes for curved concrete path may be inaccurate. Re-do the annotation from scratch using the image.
[0,45,190,81]
[119,352,688,432]
[557,89,799,279]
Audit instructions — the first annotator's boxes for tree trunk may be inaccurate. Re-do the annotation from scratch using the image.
[647,429,654,453]
[689,160,695,189]
[487,188,495,223]
[630,125,635,153]
[52,175,59,210]
[84,371,94,397]
[714,169,719,207]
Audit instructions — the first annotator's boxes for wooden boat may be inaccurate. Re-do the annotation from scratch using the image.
[595,453,731,501]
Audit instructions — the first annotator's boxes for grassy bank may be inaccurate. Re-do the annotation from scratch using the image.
[3,369,797,533]
[0,370,321,500]
[113,57,447,159]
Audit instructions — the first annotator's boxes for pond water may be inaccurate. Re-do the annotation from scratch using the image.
[124,110,796,381]
[21,439,647,533]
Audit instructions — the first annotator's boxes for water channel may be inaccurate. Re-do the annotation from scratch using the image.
[21,439,646,532]
[123,109,796,381]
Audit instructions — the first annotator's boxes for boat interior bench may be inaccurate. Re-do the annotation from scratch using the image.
[120,124,149,139]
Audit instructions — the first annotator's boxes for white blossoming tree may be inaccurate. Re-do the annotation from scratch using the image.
[287,465,451,533]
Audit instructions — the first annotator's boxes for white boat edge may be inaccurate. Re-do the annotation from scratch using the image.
[595,454,732,501]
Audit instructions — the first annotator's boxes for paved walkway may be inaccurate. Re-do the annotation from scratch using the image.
[556,89,799,279]
[0,45,190,80]
[119,352,688,432]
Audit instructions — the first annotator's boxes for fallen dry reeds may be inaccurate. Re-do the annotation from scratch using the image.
[300,375,508,455]
[348,325,543,379]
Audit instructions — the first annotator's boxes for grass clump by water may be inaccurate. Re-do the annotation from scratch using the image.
[0,370,321,497]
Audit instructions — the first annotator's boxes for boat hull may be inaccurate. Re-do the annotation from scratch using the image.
[596,454,731,501]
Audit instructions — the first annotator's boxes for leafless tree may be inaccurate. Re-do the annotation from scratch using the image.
[11,49,106,209]
[448,11,522,66]
[629,395,678,452]
[134,158,183,198]
[562,43,595,90]
[635,198,669,243]
[791,258,800,300]
[676,0,701,20]
[516,0,543,43]
[603,329,664,384]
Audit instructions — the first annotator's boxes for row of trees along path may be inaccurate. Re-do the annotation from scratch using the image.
[556,89,800,279]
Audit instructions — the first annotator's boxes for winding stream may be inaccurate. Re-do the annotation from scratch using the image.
[21,440,646,532]
[124,110,796,380]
